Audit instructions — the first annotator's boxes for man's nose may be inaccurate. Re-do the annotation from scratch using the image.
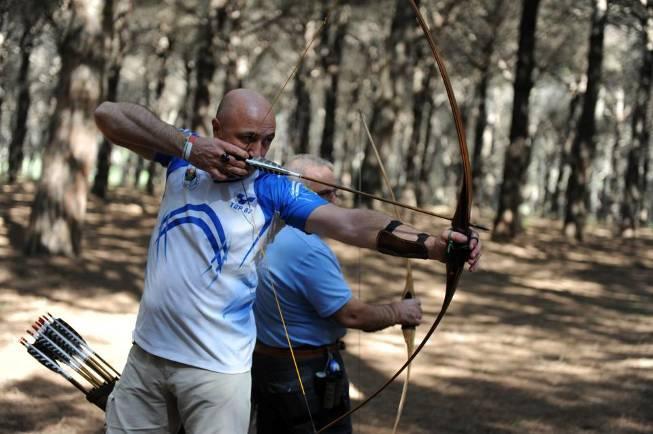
[247,141,264,157]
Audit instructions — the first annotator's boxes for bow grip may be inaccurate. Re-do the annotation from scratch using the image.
[401,291,416,331]
[446,228,472,268]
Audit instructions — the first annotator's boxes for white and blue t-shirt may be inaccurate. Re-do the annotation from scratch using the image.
[133,152,327,374]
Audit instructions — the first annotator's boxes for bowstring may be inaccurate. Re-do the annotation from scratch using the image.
[359,111,414,433]
[270,277,318,433]
[258,1,340,128]
[354,109,365,433]
[252,3,340,432]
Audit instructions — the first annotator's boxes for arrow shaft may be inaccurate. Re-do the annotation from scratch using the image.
[246,158,488,231]
[297,174,488,231]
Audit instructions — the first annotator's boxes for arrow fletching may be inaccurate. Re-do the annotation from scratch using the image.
[21,338,65,376]
[46,313,120,378]
[246,157,301,177]
[21,338,88,394]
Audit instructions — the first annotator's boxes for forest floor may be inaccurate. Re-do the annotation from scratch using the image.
[0,182,652,434]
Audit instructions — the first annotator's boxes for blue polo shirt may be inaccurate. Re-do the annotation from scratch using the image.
[255,226,351,347]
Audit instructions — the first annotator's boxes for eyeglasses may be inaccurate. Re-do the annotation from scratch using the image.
[316,188,338,199]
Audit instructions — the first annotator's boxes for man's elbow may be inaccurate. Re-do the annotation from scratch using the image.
[333,308,366,330]
[94,101,116,134]
[335,315,359,329]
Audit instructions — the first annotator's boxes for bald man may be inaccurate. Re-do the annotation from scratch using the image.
[94,89,481,434]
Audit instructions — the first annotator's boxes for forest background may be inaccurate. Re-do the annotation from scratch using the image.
[0,0,651,433]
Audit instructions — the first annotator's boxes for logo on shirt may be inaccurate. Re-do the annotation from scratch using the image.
[183,166,200,190]
[230,193,256,214]
[237,193,256,205]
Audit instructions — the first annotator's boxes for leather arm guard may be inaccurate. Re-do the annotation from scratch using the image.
[376,220,430,259]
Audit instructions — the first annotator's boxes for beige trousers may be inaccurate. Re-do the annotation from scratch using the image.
[106,345,251,434]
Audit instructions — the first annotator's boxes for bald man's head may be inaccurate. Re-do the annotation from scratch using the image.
[211,88,276,158]
[215,89,272,125]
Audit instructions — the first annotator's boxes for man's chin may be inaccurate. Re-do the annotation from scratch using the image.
[212,169,255,183]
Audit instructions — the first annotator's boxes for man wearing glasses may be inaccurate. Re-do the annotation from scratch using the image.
[252,154,424,433]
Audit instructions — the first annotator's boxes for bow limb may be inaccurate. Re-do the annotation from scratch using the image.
[317,1,474,430]
[408,0,472,337]
[392,263,415,434]
[359,112,415,433]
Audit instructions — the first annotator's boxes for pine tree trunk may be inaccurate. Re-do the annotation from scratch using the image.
[92,0,131,199]
[191,23,216,134]
[0,12,11,161]
[132,156,144,188]
[25,0,104,256]
[361,0,414,205]
[549,86,583,216]
[26,61,102,256]
[471,0,505,205]
[177,53,195,127]
[145,159,158,195]
[416,101,437,207]
[191,3,220,134]
[597,120,622,222]
[220,2,243,93]
[142,13,176,196]
[493,0,541,240]
[620,0,652,234]
[92,68,120,199]
[563,0,609,241]
[319,8,347,161]
[405,51,431,203]
[191,1,240,133]
[472,66,489,202]
[340,83,361,183]
[7,26,33,183]
[291,61,312,155]
[361,102,393,205]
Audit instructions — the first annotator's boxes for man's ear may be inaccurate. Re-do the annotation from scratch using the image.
[211,117,221,137]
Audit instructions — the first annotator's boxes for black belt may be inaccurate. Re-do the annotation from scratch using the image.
[254,340,344,359]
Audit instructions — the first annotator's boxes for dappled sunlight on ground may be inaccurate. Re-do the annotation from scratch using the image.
[1,183,651,433]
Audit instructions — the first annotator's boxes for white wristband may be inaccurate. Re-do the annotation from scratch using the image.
[182,135,194,161]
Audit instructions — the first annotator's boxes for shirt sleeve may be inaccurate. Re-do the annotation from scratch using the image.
[254,172,328,232]
[295,239,352,318]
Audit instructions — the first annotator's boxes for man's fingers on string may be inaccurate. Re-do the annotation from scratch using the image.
[219,151,247,167]
[219,140,249,160]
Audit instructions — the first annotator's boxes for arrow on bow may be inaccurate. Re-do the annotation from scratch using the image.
[247,157,487,231]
